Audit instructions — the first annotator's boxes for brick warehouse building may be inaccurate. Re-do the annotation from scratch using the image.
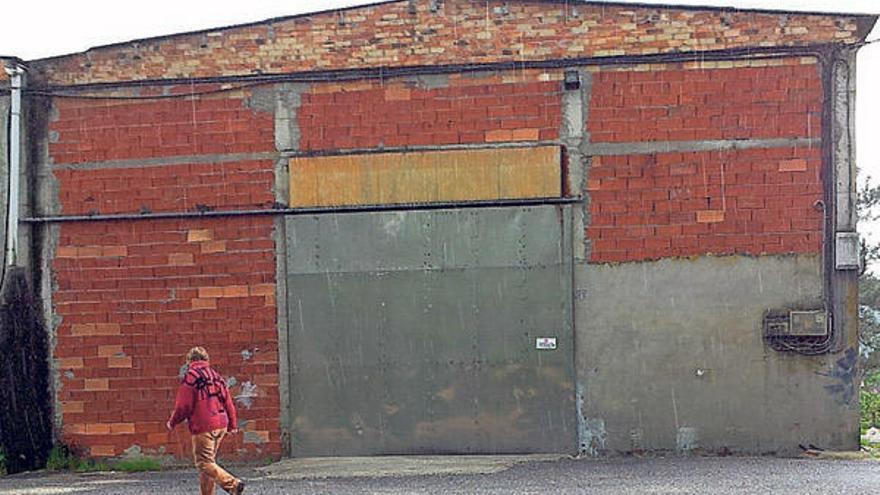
[0,0,877,460]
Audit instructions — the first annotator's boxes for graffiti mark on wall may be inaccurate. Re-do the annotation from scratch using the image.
[818,348,857,405]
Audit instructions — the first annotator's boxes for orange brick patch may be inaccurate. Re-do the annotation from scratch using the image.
[56,245,127,258]
[97,345,124,357]
[192,298,217,310]
[696,210,726,224]
[250,284,274,296]
[201,240,227,253]
[510,128,541,141]
[84,423,112,435]
[198,287,225,298]
[57,357,84,369]
[384,87,411,101]
[84,379,109,391]
[779,159,808,172]
[222,285,249,298]
[187,229,212,242]
[62,401,84,414]
[108,355,133,368]
[109,423,136,434]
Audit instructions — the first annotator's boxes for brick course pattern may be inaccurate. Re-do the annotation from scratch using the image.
[53,160,275,215]
[29,0,868,86]
[589,63,823,143]
[48,87,281,458]
[299,77,560,151]
[587,146,823,263]
[53,218,280,458]
[49,93,274,164]
[586,60,824,263]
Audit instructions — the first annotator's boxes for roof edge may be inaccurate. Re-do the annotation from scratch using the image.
[855,15,880,42]
[26,0,879,64]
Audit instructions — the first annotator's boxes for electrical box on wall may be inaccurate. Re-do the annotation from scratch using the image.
[836,232,860,270]
[764,310,829,337]
[789,310,829,336]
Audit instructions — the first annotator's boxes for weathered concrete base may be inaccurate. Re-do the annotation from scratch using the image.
[258,454,566,480]
[575,254,858,456]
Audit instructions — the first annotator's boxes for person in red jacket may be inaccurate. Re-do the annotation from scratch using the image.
[167,346,245,495]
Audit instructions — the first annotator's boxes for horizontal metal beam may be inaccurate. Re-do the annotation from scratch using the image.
[20,197,582,224]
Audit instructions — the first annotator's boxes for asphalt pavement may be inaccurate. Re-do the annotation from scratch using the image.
[1,455,879,494]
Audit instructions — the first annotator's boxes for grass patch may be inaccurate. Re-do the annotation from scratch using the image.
[46,444,160,473]
[0,449,7,476]
[47,445,110,472]
[113,456,162,473]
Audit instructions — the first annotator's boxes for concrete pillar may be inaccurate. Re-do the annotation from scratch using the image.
[827,46,861,450]
[560,68,595,456]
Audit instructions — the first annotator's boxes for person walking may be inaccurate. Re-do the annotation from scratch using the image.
[167,346,245,495]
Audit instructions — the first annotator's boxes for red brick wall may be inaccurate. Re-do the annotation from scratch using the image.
[53,218,281,459]
[587,144,823,263]
[588,64,822,143]
[50,95,274,164]
[49,88,281,459]
[299,77,561,151]
[53,160,275,215]
[585,60,825,264]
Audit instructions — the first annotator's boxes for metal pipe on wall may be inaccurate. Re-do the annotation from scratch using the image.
[3,63,24,266]
[19,197,582,224]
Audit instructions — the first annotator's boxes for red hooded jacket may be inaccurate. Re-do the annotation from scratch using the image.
[168,360,238,434]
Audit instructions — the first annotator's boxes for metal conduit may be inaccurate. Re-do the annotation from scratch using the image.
[20,197,582,224]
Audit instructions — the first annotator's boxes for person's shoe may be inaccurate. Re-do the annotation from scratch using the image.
[232,480,246,494]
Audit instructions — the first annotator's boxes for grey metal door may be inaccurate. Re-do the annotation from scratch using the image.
[284,205,576,455]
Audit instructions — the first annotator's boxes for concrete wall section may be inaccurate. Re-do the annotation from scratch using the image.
[570,54,857,455]
[576,254,856,455]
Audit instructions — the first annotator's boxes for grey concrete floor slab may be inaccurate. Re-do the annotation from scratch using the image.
[1,456,879,494]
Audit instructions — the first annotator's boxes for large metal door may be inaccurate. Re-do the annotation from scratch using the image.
[285,205,575,455]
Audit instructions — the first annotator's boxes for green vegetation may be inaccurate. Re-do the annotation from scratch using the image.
[46,444,110,472]
[45,444,161,473]
[860,372,880,434]
[112,456,163,473]
[0,448,7,476]
[859,179,880,442]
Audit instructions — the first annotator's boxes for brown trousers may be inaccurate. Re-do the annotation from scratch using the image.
[192,428,238,495]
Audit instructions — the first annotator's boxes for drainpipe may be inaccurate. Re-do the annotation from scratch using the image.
[4,63,24,267]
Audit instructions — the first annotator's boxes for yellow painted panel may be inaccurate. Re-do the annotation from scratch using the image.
[289,146,561,207]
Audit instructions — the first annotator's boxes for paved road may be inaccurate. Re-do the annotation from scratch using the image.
[1,456,879,494]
